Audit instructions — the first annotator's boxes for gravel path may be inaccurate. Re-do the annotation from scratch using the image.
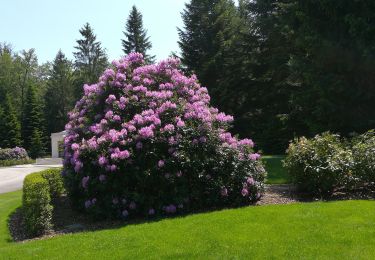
[257,184,297,205]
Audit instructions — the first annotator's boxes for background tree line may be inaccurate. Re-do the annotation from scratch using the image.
[0,6,152,157]
[1,1,374,157]
[179,0,375,153]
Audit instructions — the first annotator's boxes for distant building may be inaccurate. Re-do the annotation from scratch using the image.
[51,131,66,158]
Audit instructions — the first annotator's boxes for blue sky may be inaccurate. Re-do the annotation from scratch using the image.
[1,0,188,63]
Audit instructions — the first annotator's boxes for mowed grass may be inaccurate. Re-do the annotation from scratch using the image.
[263,155,290,184]
[1,191,375,259]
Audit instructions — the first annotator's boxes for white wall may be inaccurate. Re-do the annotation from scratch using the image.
[51,131,66,158]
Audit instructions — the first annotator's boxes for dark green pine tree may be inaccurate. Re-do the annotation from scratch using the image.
[178,0,219,81]
[232,0,297,153]
[0,106,4,147]
[279,0,375,137]
[178,0,240,106]
[22,85,45,155]
[0,95,21,148]
[73,23,108,100]
[45,50,75,135]
[122,5,155,63]
[29,128,44,159]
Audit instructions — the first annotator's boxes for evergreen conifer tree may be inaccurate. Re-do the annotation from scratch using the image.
[178,0,239,105]
[45,50,75,135]
[0,95,21,148]
[29,128,44,159]
[122,6,155,63]
[22,85,45,153]
[73,23,108,100]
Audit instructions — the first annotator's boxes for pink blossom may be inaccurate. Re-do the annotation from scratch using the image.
[249,153,261,161]
[158,160,165,168]
[199,136,207,143]
[74,161,83,173]
[71,143,80,151]
[105,94,116,104]
[241,188,249,197]
[136,142,143,150]
[99,174,106,182]
[162,124,175,133]
[105,110,113,119]
[138,126,154,139]
[247,177,255,185]
[129,201,137,210]
[216,112,234,123]
[239,138,254,148]
[113,115,121,122]
[85,200,92,208]
[82,176,89,189]
[176,120,185,127]
[165,204,177,213]
[122,210,129,217]
[98,156,108,166]
[119,150,130,159]
[221,187,228,197]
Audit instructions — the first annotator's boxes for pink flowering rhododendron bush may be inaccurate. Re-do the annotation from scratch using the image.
[63,53,265,219]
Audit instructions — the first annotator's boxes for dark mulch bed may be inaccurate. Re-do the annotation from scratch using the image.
[9,187,375,242]
[9,195,126,242]
[257,184,375,205]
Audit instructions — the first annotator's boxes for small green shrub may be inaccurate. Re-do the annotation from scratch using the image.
[352,130,375,188]
[40,168,65,198]
[0,158,34,167]
[23,173,53,236]
[284,133,354,196]
[22,168,64,236]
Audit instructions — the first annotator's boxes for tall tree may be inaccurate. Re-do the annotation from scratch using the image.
[16,49,38,118]
[0,95,21,148]
[178,0,219,86]
[280,0,375,136]
[234,0,297,153]
[73,23,108,100]
[0,43,17,105]
[178,0,296,153]
[178,0,240,106]
[29,128,44,159]
[45,50,75,135]
[122,5,155,63]
[22,85,45,154]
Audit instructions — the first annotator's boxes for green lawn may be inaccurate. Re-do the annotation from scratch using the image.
[263,155,290,184]
[1,191,375,259]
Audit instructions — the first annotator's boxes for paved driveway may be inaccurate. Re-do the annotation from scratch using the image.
[0,164,62,194]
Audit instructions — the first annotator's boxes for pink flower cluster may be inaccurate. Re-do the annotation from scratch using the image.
[63,53,264,219]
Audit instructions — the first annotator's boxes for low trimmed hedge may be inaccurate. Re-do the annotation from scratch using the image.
[0,159,34,167]
[284,131,375,196]
[40,169,65,198]
[22,168,64,236]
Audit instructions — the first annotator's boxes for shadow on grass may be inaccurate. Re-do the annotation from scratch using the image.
[7,188,375,243]
[7,196,261,243]
[7,206,25,242]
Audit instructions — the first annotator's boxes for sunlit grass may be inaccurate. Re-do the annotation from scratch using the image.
[1,191,374,259]
[263,155,290,184]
